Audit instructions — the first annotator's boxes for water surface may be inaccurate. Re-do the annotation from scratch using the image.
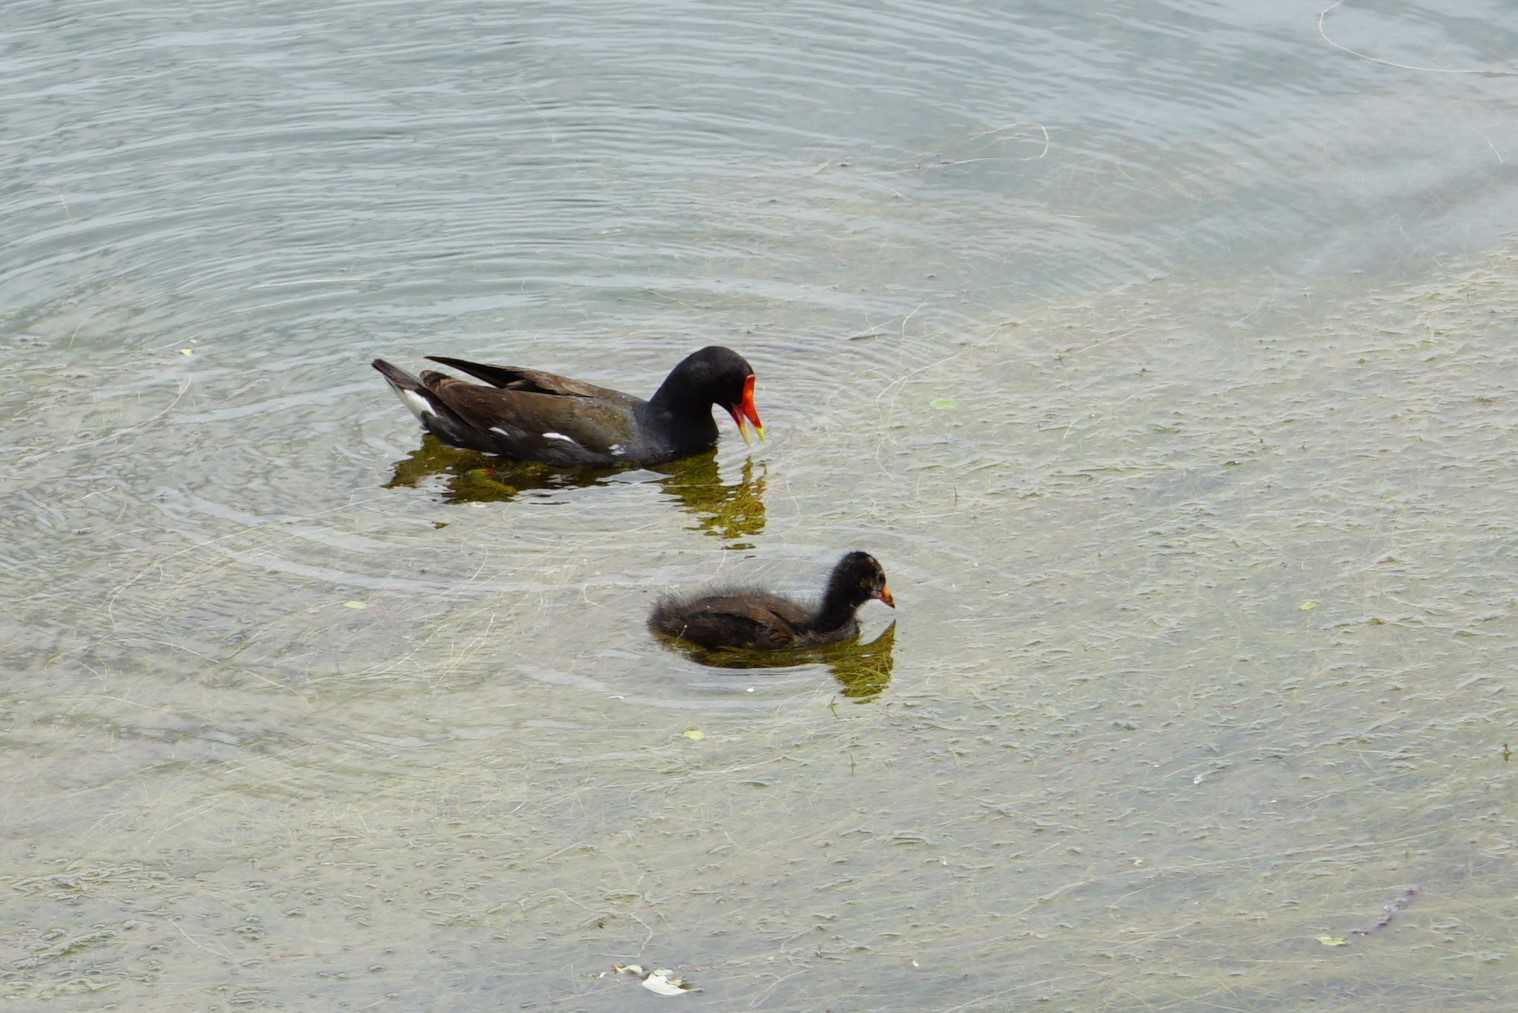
[4,0,1517,1009]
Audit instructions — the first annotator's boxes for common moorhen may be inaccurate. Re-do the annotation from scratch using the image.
[649,551,895,650]
[373,346,764,468]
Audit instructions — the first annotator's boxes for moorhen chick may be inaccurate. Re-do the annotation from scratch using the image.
[649,551,895,650]
[373,345,764,468]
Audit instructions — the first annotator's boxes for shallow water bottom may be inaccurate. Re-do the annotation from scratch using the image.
[5,247,1518,1010]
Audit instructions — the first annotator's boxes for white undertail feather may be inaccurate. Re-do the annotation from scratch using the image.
[391,386,435,422]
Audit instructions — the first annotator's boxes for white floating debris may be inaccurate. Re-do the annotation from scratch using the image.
[613,963,698,996]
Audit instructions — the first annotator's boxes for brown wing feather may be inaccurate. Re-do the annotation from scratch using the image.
[658,592,811,650]
[426,356,638,402]
[696,593,811,627]
[421,375,637,454]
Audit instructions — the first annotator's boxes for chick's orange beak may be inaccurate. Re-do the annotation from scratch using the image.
[878,583,895,608]
[728,373,765,445]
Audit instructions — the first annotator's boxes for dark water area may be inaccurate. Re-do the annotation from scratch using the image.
[3,1,1516,1009]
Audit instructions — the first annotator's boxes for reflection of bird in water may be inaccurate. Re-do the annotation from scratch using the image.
[827,621,896,702]
[382,434,613,503]
[652,450,767,544]
[652,621,898,704]
[382,439,768,549]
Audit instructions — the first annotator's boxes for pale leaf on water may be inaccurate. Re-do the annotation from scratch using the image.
[641,969,696,996]
[613,963,697,996]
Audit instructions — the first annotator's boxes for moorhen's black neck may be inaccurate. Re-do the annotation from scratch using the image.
[640,383,720,457]
[649,366,717,415]
[648,380,719,419]
[811,578,867,633]
[647,346,750,415]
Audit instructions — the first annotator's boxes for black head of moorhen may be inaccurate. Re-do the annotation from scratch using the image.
[649,551,895,651]
[372,345,764,468]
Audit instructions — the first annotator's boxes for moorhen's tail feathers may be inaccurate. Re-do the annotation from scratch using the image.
[372,358,434,418]
[372,358,474,447]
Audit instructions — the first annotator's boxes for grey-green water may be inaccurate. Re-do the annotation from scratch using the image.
[4,1,1517,1009]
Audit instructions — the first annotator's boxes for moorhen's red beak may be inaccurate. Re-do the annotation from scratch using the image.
[727,373,765,445]
[878,583,895,608]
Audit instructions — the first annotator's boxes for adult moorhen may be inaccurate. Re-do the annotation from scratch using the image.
[649,551,895,650]
[372,345,764,468]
